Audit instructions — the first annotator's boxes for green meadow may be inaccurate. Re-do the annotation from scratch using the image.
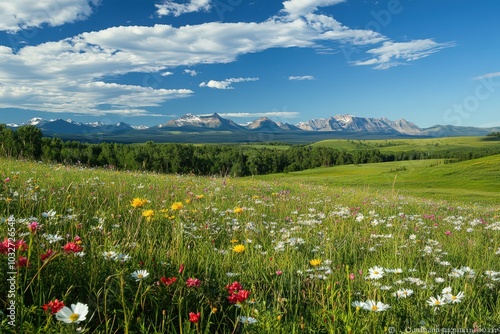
[0,146,499,333]
[311,136,500,153]
[260,155,500,205]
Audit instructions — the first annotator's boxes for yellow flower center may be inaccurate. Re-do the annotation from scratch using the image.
[137,274,143,279]
[434,300,440,305]
[371,305,378,311]
[373,271,379,275]
[69,313,79,322]
[451,295,457,300]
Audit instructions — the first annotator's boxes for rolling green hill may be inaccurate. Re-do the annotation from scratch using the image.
[311,136,500,153]
[258,154,500,205]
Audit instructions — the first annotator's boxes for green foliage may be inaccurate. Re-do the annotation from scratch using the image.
[2,125,500,178]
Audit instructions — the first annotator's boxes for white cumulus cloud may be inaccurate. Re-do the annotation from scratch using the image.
[0,0,101,33]
[156,0,211,17]
[199,77,259,89]
[282,0,345,19]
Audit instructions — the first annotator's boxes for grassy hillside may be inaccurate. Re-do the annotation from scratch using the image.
[311,136,500,153]
[259,154,500,205]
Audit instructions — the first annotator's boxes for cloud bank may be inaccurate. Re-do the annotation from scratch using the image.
[0,0,455,116]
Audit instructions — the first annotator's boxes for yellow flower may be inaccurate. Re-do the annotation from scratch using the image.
[232,244,245,253]
[196,194,204,199]
[309,259,321,267]
[171,202,184,211]
[131,198,148,208]
[211,307,218,314]
[230,239,239,244]
[142,210,155,221]
[233,207,243,214]
[185,199,191,204]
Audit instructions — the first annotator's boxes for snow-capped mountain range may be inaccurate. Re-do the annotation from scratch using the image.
[5,114,500,140]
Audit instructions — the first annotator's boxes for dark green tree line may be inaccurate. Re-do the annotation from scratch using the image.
[2,124,500,176]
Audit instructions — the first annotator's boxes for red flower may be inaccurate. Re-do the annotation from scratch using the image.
[0,238,10,254]
[42,299,65,314]
[178,263,185,274]
[41,249,55,261]
[225,281,251,304]
[189,312,200,323]
[63,242,82,253]
[160,276,177,286]
[225,281,243,295]
[28,221,40,233]
[16,256,29,268]
[16,239,28,252]
[228,289,251,304]
[186,278,201,288]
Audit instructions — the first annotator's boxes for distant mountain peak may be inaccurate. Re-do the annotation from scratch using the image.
[9,113,500,140]
[296,114,422,135]
[161,113,244,131]
[25,117,48,126]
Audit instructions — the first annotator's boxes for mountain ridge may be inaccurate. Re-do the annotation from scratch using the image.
[5,114,500,142]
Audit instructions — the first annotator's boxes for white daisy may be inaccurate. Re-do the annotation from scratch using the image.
[44,233,64,243]
[441,286,452,294]
[56,302,89,324]
[131,270,149,281]
[427,296,446,307]
[444,291,465,303]
[116,253,131,262]
[238,316,258,324]
[394,288,414,299]
[351,301,366,311]
[102,251,118,260]
[368,266,385,280]
[362,300,390,312]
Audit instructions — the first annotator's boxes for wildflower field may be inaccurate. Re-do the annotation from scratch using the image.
[0,158,499,333]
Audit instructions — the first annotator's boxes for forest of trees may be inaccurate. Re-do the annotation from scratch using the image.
[1,124,500,176]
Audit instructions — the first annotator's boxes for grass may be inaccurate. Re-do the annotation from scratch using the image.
[0,157,499,333]
[259,155,500,205]
[311,136,500,153]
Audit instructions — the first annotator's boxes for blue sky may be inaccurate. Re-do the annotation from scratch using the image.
[0,0,499,128]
